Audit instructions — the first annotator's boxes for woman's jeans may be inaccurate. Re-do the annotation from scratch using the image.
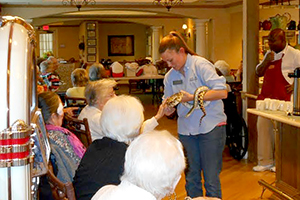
[179,125,226,199]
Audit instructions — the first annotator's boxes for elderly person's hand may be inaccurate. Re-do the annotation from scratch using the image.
[64,107,79,117]
[154,99,168,120]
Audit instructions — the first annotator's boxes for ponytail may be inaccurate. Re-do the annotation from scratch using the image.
[159,31,197,56]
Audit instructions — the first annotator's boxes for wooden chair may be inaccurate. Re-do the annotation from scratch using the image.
[46,163,76,200]
[63,114,92,148]
[64,95,87,108]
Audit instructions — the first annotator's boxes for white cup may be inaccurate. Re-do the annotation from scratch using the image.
[286,101,293,113]
[264,98,271,110]
[256,100,265,110]
[279,100,287,111]
[269,99,280,111]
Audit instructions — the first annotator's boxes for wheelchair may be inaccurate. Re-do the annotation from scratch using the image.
[222,83,248,160]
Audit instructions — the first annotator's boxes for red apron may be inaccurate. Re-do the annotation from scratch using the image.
[257,57,291,101]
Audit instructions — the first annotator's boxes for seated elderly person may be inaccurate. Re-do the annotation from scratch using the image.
[78,79,117,140]
[40,57,60,92]
[92,130,185,200]
[66,68,89,98]
[73,95,167,200]
[89,63,108,81]
[214,60,235,83]
[38,91,86,200]
[38,92,86,182]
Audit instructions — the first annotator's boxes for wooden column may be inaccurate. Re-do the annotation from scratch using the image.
[243,0,259,162]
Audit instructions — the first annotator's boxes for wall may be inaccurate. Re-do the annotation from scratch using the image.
[36,26,80,61]
[230,11,243,70]
[56,26,80,60]
[98,23,147,62]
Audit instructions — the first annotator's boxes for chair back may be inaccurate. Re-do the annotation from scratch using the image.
[46,163,76,200]
[65,95,87,108]
[63,114,92,147]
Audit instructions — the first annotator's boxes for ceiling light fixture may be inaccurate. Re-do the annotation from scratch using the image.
[62,0,96,11]
[153,0,183,11]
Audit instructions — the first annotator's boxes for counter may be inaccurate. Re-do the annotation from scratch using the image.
[247,109,300,200]
[247,109,300,128]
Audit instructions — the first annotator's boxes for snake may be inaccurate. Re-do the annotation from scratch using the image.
[166,86,209,125]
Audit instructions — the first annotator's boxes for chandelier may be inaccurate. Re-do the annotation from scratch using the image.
[62,0,96,11]
[153,0,183,11]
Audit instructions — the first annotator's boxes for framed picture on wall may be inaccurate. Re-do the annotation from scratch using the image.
[87,47,96,54]
[87,39,96,46]
[108,35,134,56]
[87,54,96,62]
[87,30,96,38]
[87,23,96,31]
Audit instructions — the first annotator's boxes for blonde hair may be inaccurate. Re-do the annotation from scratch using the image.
[38,91,60,123]
[84,79,117,106]
[71,68,89,87]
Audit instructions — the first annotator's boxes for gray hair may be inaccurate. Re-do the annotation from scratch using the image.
[39,60,51,73]
[99,95,144,143]
[89,63,106,81]
[84,79,117,106]
[215,60,230,76]
[121,130,185,199]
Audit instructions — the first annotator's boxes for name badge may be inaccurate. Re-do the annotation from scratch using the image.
[173,80,183,85]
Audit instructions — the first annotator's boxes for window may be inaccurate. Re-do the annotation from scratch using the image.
[39,33,53,56]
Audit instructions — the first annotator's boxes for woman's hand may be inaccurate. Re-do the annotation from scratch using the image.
[180,90,194,102]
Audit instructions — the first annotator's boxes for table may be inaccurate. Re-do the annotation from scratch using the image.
[112,75,165,104]
[247,109,300,200]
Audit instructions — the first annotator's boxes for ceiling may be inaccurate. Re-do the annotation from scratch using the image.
[0,0,277,7]
[0,0,298,26]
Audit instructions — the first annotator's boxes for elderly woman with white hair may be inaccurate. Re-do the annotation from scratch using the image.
[78,79,117,141]
[92,130,185,200]
[214,60,235,83]
[73,95,167,200]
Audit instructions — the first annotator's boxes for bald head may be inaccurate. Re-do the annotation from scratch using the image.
[268,28,286,53]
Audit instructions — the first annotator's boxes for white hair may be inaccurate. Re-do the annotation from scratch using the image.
[99,95,144,143]
[84,79,117,106]
[215,60,230,76]
[121,130,185,200]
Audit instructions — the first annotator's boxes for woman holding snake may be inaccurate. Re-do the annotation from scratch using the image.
[159,31,227,199]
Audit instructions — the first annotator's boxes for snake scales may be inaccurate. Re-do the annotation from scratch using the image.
[166,86,209,125]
